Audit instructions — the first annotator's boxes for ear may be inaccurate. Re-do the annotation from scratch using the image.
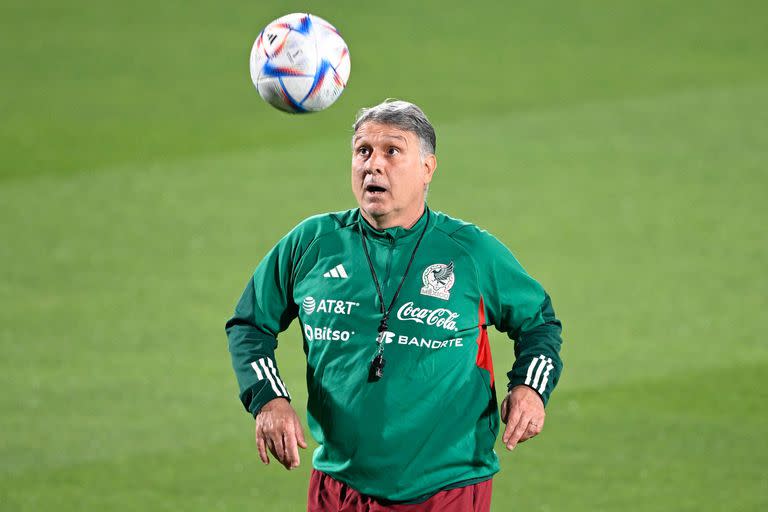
[423,154,437,186]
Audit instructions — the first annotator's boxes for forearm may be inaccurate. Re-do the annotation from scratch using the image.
[227,320,291,416]
[506,294,563,406]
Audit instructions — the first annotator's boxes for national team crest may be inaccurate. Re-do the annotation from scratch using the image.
[420,262,455,300]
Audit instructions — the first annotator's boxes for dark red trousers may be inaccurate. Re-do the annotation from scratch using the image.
[307,470,492,512]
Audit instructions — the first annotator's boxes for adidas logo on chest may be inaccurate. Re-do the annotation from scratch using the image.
[323,264,348,279]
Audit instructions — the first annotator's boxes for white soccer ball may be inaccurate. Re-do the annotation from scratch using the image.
[249,13,351,113]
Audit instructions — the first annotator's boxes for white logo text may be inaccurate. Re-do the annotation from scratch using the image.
[377,330,463,349]
[303,324,354,342]
[302,297,359,315]
[396,302,459,331]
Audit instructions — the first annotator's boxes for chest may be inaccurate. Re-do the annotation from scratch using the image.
[292,233,482,360]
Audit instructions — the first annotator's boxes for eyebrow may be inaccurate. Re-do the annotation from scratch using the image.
[353,134,408,144]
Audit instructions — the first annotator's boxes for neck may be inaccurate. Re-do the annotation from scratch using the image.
[361,203,425,230]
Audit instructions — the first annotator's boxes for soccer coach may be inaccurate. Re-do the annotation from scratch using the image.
[226,99,563,511]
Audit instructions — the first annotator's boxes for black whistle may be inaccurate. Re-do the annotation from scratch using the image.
[368,354,386,381]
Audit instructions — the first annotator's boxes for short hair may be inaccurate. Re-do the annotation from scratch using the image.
[352,99,436,157]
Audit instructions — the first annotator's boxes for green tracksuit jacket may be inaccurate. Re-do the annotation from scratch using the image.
[226,206,563,502]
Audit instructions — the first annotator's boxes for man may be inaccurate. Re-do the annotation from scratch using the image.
[226,100,563,511]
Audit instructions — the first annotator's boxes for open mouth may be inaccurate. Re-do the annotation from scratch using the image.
[365,184,387,194]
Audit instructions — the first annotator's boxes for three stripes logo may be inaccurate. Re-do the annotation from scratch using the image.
[323,264,348,278]
[525,355,554,394]
[250,357,290,399]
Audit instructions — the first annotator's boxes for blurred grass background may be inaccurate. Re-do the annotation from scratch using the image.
[1,0,766,510]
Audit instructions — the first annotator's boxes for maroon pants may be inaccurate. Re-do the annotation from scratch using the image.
[307,470,492,512]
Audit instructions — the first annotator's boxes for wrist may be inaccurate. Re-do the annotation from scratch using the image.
[508,384,545,406]
[253,396,291,418]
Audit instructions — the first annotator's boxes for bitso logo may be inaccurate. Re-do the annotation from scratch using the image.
[303,323,354,342]
[302,297,316,315]
[420,262,455,300]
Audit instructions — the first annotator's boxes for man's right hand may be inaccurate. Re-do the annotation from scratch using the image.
[255,397,308,470]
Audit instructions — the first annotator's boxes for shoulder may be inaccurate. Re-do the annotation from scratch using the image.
[278,209,359,262]
[288,208,358,241]
[430,209,528,286]
[430,209,511,255]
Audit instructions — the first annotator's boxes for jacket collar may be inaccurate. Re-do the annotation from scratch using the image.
[356,205,431,242]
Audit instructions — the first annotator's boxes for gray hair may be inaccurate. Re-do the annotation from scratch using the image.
[352,99,436,158]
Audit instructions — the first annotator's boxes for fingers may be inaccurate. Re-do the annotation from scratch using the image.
[505,413,530,450]
[256,429,269,464]
[501,406,522,445]
[295,416,308,449]
[520,417,544,443]
[282,418,310,469]
[257,420,287,468]
[500,395,510,424]
[501,387,546,451]
[266,436,280,462]
[283,426,300,470]
[505,415,545,449]
[273,434,286,463]
[255,404,308,470]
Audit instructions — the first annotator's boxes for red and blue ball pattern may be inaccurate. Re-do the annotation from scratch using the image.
[250,13,351,113]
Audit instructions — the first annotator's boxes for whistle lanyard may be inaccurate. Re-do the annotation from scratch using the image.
[358,210,430,380]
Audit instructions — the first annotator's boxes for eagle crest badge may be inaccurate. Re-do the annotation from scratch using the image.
[420,261,455,300]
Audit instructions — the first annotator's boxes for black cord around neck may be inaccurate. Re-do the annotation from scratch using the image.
[358,210,430,333]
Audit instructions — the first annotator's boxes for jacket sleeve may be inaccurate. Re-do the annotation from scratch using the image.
[465,227,564,406]
[225,230,302,417]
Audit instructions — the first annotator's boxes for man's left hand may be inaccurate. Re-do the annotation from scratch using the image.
[500,385,545,451]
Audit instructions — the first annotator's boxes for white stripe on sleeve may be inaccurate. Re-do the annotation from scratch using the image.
[250,361,264,380]
[531,356,547,389]
[258,358,283,397]
[524,357,539,386]
[265,358,290,398]
[538,360,554,394]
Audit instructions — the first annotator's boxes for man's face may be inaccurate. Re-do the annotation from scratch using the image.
[351,122,436,227]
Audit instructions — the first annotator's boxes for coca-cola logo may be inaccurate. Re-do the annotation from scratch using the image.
[396,302,460,331]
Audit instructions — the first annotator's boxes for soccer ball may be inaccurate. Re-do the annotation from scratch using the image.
[249,13,351,113]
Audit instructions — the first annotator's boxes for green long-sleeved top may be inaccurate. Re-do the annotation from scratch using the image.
[226,206,563,502]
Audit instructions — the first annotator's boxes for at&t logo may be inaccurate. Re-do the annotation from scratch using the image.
[302,296,359,315]
[302,297,317,314]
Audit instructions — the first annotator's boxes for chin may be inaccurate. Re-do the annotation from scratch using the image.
[361,202,391,218]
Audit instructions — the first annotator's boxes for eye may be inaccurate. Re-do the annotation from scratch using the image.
[356,146,370,157]
[387,146,400,155]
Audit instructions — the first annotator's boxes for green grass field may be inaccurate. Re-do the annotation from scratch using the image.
[2,1,767,510]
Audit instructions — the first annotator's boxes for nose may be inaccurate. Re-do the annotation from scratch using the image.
[366,149,387,174]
